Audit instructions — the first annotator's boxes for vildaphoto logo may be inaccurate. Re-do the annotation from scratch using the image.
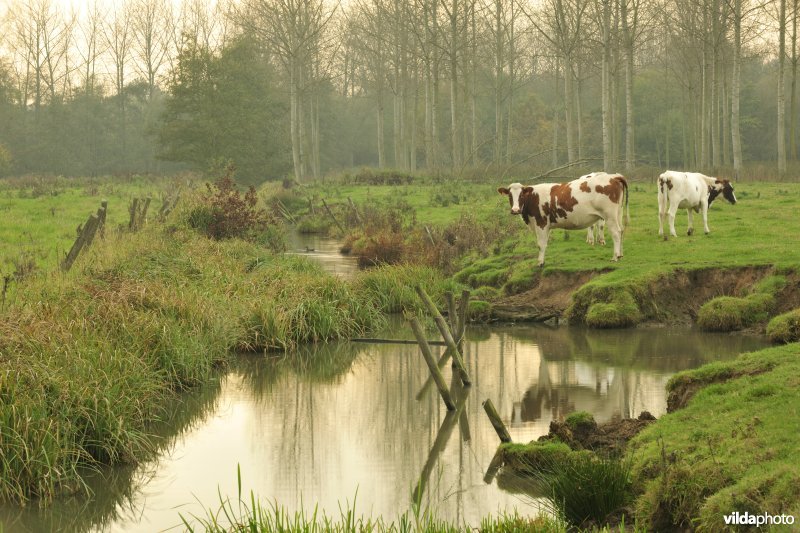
[724,511,795,527]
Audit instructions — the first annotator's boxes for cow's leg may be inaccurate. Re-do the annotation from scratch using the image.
[609,218,623,261]
[658,191,668,240]
[586,226,594,245]
[702,201,711,234]
[667,205,679,238]
[534,228,549,267]
[597,220,606,245]
[686,209,694,236]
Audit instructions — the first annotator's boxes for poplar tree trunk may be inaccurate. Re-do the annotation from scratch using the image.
[778,0,787,175]
[731,0,743,178]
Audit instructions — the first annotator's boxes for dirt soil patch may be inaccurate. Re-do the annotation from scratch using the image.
[491,270,599,321]
[542,411,657,456]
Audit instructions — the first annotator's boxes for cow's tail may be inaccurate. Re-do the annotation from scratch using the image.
[621,176,630,230]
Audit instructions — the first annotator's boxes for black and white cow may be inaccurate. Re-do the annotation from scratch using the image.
[498,172,629,266]
[657,170,737,240]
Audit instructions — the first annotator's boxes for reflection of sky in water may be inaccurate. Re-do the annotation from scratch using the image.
[0,323,768,532]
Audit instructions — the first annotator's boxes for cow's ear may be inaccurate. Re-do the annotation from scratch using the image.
[498,187,509,195]
[522,186,534,194]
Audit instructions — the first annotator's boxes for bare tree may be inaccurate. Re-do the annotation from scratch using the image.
[130,0,172,99]
[240,0,338,182]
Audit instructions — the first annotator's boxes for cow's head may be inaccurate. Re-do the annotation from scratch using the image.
[708,179,737,206]
[498,183,533,215]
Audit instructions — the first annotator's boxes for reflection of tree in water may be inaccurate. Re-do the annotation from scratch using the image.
[237,342,368,400]
[498,325,767,371]
[0,377,223,533]
[499,325,768,424]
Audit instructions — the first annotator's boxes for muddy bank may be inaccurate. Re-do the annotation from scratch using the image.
[539,411,656,456]
[490,270,600,321]
[489,266,800,328]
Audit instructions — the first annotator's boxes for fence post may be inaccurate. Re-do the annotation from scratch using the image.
[409,317,455,411]
[415,285,471,386]
[482,398,512,443]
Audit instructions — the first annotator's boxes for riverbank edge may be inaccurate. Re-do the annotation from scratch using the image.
[0,223,459,505]
[493,340,800,531]
[481,264,800,332]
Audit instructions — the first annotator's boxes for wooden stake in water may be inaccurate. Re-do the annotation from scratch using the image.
[409,317,455,411]
[414,285,471,386]
[482,398,512,443]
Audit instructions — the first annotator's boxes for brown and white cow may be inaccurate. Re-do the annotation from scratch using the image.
[657,170,736,240]
[498,172,629,266]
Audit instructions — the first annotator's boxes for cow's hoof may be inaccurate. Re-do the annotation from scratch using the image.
[663,236,668,242]
[687,228,694,236]
[600,241,606,246]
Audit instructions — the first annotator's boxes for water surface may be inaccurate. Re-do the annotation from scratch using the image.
[0,236,770,531]
[0,323,767,532]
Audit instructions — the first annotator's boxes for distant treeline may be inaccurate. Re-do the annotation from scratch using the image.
[0,0,798,183]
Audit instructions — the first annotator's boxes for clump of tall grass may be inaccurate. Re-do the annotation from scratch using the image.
[766,308,800,343]
[696,275,784,331]
[354,264,463,314]
[518,451,633,529]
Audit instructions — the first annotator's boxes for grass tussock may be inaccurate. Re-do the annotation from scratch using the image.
[696,274,784,332]
[766,308,800,343]
[500,442,633,529]
[569,285,643,328]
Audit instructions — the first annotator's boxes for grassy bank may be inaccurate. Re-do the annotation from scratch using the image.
[627,342,800,530]
[0,192,464,504]
[495,341,800,531]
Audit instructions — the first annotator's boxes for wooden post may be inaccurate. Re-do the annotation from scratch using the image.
[62,213,99,272]
[321,199,345,233]
[347,197,363,225]
[129,198,140,231]
[137,197,151,229]
[455,289,470,343]
[415,347,453,401]
[424,225,436,245]
[409,317,455,411]
[415,286,471,386]
[97,200,108,239]
[445,291,457,333]
[483,398,512,443]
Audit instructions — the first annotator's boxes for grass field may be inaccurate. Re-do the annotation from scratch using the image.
[296,178,800,273]
[0,175,190,274]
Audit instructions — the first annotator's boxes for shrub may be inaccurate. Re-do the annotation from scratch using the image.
[766,308,800,343]
[187,165,272,241]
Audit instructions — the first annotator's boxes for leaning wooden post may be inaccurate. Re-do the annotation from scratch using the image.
[415,286,471,386]
[445,291,457,333]
[455,289,471,344]
[409,317,455,411]
[62,213,98,272]
[97,200,108,239]
[321,199,345,233]
[137,197,151,228]
[347,197,363,225]
[128,198,140,231]
[482,398,512,443]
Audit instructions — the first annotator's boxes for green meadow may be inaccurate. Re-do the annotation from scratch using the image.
[0,175,188,273]
[1,172,800,531]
